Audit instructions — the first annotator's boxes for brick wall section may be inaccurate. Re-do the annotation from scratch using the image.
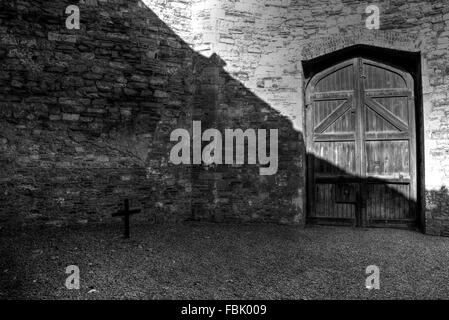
[1,0,449,234]
[189,54,304,223]
[0,0,194,226]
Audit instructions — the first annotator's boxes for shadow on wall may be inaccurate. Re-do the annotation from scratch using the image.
[0,0,426,231]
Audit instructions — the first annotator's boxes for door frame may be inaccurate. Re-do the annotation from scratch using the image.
[303,50,423,230]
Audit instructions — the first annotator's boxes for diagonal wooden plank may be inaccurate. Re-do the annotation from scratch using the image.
[365,97,408,132]
[314,98,352,133]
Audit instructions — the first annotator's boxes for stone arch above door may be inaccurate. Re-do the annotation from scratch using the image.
[301,29,422,61]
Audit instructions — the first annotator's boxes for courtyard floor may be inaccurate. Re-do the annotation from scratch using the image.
[1,222,449,299]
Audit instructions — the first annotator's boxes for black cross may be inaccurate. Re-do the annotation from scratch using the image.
[112,199,141,238]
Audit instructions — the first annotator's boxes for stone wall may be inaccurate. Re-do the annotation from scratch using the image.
[0,0,194,226]
[1,0,449,234]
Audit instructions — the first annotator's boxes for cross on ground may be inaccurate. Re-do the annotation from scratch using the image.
[112,199,141,238]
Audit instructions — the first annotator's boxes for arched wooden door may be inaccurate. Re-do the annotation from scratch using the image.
[305,58,417,228]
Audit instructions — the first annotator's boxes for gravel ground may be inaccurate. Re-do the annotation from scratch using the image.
[1,222,449,299]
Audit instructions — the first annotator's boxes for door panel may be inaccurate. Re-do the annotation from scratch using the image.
[365,140,410,178]
[314,141,356,175]
[371,97,409,123]
[366,183,413,224]
[315,183,357,220]
[365,107,401,132]
[315,64,354,92]
[306,58,417,228]
[361,59,416,225]
[363,63,407,89]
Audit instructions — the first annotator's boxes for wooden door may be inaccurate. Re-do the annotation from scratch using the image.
[305,58,417,228]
